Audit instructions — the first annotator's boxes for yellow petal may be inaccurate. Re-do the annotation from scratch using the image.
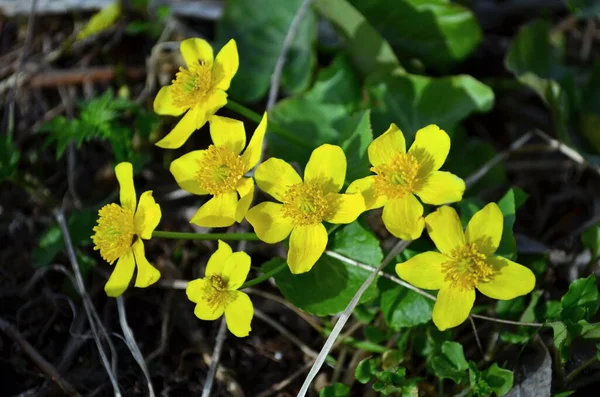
[382,194,425,240]
[246,202,294,243]
[254,158,302,201]
[408,125,450,177]
[132,239,160,288]
[212,39,239,91]
[414,171,465,206]
[288,223,328,274]
[155,106,201,149]
[134,191,161,239]
[169,150,209,195]
[304,144,346,193]
[190,192,238,228]
[432,285,475,331]
[425,206,465,255]
[477,257,535,300]
[153,85,187,116]
[235,177,254,223]
[115,162,136,212]
[180,38,214,68]
[209,115,246,155]
[186,278,208,303]
[206,240,233,277]
[465,202,503,256]
[395,251,447,290]
[224,291,253,337]
[104,248,135,297]
[156,91,228,149]
[222,251,251,290]
[368,123,406,167]
[194,297,225,321]
[324,193,365,224]
[346,176,387,210]
[240,112,268,171]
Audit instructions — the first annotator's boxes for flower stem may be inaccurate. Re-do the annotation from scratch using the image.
[225,99,312,148]
[152,230,260,241]
[241,261,288,289]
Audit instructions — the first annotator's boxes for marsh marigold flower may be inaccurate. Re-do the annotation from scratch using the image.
[347,124,465,240]
[186,240,253,337]
[170,113,267,227]
[153,38,238,149]
[246,144,365,274]
[396,203,536,330]
[92,162,162,297]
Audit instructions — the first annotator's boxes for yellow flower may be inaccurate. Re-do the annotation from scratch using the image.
[396,203,536,331]
[186,240,254,337]
[347,124,465,240]
[170,113,267,227]
[246,144,365,274]
[92,162,162,297]
[153,38,239,149]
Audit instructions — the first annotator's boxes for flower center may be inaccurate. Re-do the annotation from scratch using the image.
[203,274,234,308]
[171,60,213,109]
[281,182,330,226]
[371,153,420,199]
[196,145,246,196]
[442,243,495,290]
[92,203,136,264]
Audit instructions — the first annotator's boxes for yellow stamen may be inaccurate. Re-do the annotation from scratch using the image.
[92,203,136,264]
[372,153,420,199]
[281,182,330,226]
[196,145,246,195]
[442,243,495,290]
[203,274,234,308]
[171,60,213,109]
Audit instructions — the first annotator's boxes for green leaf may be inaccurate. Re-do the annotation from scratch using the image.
[267,55,363,164]
[561,275,599,321]
[582,224,600,260]
[495,297,525,320]
[313,0,402,76]
[547,321,569,355]
[566,0,600,17]
[496,187,529,260]
[264,221,382,315]
[216,0,317,103]
[329,220,384,266]
[349,0,482,70]
[483,363,514,396]
[356,357,378,384]
[319,383,350,397]
[337,110,373,182]
[505,20,574,143]
[33,209,98,268]
[380,278,434,329]
[0,134,20,182]
[429,341,469,383]
[367,72,494,141]
[554,392,576,397]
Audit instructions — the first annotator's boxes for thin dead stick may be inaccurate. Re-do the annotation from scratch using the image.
[257,361,315,397]
[297,239,412,397]
[5,0,37,136]
[30,67,146,88]
[469,317,484,357]
[533,129,600,176]
[266,0,313,110]
[0,317,81,397]
[201,318,227,397]
[470,314,543,327]
[55,210,121,396]
[254,309,319,359]
[116,297,155,397]
[464,131,534,189]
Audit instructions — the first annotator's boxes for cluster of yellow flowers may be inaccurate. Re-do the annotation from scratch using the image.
[91,38,535,336]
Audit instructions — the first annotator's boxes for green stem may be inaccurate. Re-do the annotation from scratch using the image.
[241,261,287,289]
[225,99,312,149]
[152,230,260,241]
